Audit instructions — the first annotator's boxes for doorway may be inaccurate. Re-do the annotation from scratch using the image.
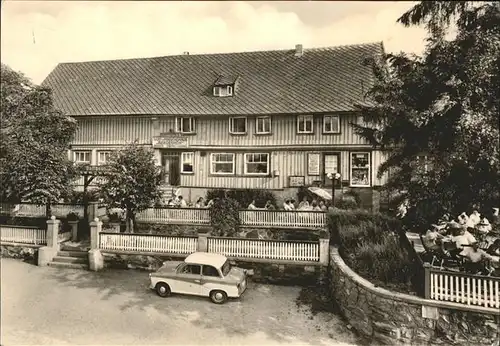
[161,152,181,186]
[323,153,340,186]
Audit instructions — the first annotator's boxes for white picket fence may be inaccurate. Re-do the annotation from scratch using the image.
[99,233,198,254]
[429,269,500,309]
[135,208,326,228]
[1,203,84,218]
[136,208,210,225]
[0,225,47,245]
[240,210,326,228]
[208,237,320,262]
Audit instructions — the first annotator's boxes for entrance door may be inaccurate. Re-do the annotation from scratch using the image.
[161,152,181,186]
[323,153,340,186]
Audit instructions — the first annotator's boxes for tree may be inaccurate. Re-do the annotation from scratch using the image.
[0,64,79,215]
[97,143,163,232]
[353,2,500,228]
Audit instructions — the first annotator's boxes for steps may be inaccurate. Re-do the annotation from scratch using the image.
[48,250,89,270]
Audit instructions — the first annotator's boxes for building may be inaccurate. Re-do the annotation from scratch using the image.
[42,42,389,207]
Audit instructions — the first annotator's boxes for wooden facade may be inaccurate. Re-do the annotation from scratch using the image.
[69,113,388,194]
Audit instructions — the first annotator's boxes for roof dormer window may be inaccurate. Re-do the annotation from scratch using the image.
[213,74,238,97]
[213,85,233,97]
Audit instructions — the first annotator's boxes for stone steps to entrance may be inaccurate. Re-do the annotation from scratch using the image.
[48,249,89,270]
[48,262,89,270]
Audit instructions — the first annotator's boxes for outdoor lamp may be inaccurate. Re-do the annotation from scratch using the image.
[327,173,341,207]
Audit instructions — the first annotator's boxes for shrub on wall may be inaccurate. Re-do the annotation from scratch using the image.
[327,209,415,293]
[209,198,240,237]
[335,196,358,210]
[206,189,277,209]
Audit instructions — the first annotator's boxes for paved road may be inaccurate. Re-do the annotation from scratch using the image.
[1,258,360,345]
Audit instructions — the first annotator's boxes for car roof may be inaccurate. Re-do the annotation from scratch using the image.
[184,252,227,268]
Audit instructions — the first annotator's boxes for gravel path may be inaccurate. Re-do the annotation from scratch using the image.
[1,258,360,345]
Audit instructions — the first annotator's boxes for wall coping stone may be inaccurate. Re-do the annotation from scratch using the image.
[1,242,44,248]
[330,246,500,315]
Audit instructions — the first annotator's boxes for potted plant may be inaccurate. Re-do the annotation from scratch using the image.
[66,211,80,222]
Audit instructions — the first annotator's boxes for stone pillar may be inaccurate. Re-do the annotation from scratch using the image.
[90,218,103,250]
[87,202,99,222]
[423,263,431,299]
[88,249,104,272]
[197,233,208,252]
[38,216,60,266]
[319,238,330,266]
[46,216,60,248]
[68,220,79,241]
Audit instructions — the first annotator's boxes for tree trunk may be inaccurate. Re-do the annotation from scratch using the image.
[125,209,135,233]
[45,202,52,218]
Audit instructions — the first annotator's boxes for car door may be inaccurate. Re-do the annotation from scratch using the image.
[174,264,203,296]
[200,265,222,296]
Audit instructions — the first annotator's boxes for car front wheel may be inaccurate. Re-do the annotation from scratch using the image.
[209,290,228,304]
[155,282,171,298]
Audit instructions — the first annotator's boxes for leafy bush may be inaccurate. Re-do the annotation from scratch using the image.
[327,209,415,293]
[206,189,277,209]
[209,198,240,236]
[65,190,100,204]
[335,196,358,210]
[66,211,79,221]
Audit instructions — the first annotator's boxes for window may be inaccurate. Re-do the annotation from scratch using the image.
[179,264,201,275]
[74,151,91,164]
[350,152,371,187]
[297,115,314,134]
[210,153,235,175]
[97,151,112,165]
[213,85,233,97]
[229,117,247,134]
[255,116,271,134]
[244,153,269,175]
[175,117,196,133]
[202,265,220,277]
[181,152,194,173]
[323,115,340,133]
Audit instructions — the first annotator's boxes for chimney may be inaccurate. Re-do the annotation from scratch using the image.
[183,51,189,55]
[295,44,303,57]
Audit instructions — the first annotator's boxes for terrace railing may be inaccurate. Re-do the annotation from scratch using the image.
[99,232,198,254]
[425,265,500,309]
[0,203,85,218]
[136,208,211,225]
[0,225,47,245]
[207,236,320,262]
[239,209,326,229]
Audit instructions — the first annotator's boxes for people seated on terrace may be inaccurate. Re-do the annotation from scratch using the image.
[247,200,258,210]
[311,202,322,211]
[177,195,187,208]
[265,200,275,210]
[289,199,296,210]
[206,199,214,208]
[468,210,481,227]
[194,197,204,208]
[319,201,327,211]
[283,200,293,211]
[461,242,494,274]
[487,239,500,256]
[298,197,309,210]
[458,212,469,226]
[422,225,445,252]
[445,222,476,256]
[476,218,492,234]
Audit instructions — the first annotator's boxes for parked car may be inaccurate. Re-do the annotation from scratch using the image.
[149,252,248,304]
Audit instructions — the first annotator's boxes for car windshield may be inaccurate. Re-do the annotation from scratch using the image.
[221,260,231,276]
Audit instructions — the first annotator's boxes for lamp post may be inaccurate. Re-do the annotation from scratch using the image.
[327,173,341,208]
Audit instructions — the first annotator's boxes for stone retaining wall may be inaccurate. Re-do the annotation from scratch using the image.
[1,244,39,262]
[102,251,322,285]
[329,247,500,345]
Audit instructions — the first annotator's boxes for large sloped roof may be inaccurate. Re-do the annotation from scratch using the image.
[42,42,383,116]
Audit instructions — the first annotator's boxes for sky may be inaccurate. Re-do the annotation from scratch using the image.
[1,1,428,85]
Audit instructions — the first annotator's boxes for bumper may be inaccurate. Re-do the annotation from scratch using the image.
[238,278,248,296]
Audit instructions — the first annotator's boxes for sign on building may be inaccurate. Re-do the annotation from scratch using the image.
[152,134,189,148]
